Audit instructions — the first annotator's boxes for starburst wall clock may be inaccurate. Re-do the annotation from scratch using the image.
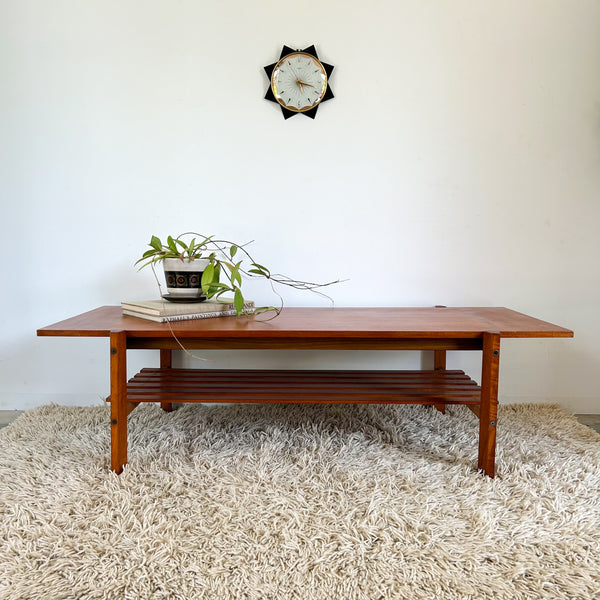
[264,45,334,119]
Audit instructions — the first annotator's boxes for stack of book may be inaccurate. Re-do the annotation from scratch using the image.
[121,299,255,322]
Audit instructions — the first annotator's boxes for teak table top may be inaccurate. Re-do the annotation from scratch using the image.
[37,306,573,340]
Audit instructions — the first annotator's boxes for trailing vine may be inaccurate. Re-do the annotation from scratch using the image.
[136,232,343,317]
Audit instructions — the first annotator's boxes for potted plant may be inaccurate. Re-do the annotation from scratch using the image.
[136,232,340,316]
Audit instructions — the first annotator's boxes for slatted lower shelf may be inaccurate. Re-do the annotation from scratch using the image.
[117,368,481,405]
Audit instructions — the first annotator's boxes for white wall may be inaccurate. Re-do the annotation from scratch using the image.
[1,0,599,413]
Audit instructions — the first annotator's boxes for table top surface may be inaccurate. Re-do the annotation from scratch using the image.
[37,306,573,340]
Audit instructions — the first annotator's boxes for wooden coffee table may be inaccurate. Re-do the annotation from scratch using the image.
[37,306,572,477]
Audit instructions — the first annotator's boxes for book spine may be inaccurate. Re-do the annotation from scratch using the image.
[163,309,241,321]
[120,300,254,316]
[122,308,254,322]
[120,303,236,316]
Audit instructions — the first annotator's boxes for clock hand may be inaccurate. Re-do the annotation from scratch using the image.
[287,63,300,80]
[297,79,314,88]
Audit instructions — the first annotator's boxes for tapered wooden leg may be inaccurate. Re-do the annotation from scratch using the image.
[110,330,128,474]
[433,350,447,414]
[160,349,173,412]
[478,332,500,477]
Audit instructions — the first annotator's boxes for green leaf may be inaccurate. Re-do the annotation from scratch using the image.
[135,247,161,268]
[150,236,162,251]
[234,288,244,315]
[229,262,242,287]
[209,282,230,290]
[174,238,188,252]
[201,263,215,293]
[251,263,270,276]
[230,245,237,258]
[248,268,266,276]
[206,283,232,300]
[167,236,178,253]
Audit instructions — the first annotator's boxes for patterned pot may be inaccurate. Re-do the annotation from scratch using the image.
[163,257,210,298]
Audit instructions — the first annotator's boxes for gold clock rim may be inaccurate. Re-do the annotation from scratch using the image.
[270,52,328,113]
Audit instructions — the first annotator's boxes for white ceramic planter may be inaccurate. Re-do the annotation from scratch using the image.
[163,257,210,298]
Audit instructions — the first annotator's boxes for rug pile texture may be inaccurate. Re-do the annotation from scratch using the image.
[0,402,599,600]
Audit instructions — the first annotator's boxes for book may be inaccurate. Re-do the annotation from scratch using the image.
[121,298,254,317]
[122,308,252,322]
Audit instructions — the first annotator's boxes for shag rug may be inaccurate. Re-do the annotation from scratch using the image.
[0,403,599,600]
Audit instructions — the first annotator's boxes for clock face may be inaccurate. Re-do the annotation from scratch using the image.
[264,45,334,119]
[271,52,328,113]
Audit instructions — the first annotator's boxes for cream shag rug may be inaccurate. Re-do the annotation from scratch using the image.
[0,403,599,600]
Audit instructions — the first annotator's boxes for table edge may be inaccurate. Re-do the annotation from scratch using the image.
[36,306,574,340]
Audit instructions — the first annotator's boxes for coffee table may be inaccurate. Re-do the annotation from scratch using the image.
[37,306,573,477]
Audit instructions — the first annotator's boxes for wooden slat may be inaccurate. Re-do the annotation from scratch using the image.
[114,368,481,406]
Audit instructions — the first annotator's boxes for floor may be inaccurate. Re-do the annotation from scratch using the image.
[0,410,23,430]
[575,414,600,433]
[1,410,600,433]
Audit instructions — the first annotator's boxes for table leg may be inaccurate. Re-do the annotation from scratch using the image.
[110,330,128,473]
[160,349,173,412]
[478,332,500,477]
[433,350,447,414]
